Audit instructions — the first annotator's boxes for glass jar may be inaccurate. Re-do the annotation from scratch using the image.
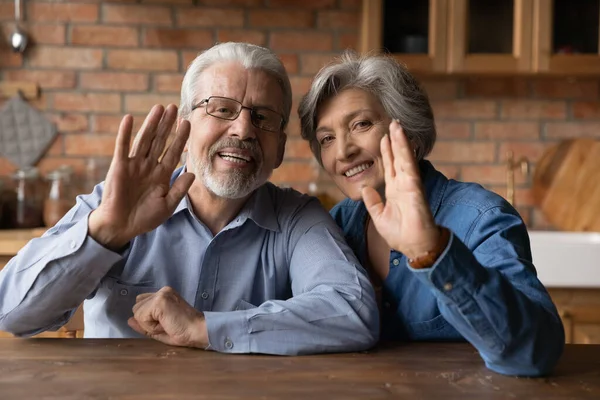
[44,166,75,227]
[12,167,44,229]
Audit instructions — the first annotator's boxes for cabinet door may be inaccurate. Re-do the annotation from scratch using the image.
[533,0,600,74]
[573,324,600,344]
[447,0,534,73]
[361,0,449,73]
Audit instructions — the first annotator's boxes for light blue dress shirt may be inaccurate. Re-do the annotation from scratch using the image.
[0,168,379,355]
[331,160,564,376]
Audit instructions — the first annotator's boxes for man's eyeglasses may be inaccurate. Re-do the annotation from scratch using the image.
[191,96,285,133]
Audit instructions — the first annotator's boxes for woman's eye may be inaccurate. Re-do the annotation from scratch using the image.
[352,120,372,130]
[319,136,334,145]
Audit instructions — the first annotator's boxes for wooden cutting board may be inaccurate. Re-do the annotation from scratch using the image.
[532,138,600,232]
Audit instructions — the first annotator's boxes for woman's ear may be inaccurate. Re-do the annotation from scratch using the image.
[274,134,287,168]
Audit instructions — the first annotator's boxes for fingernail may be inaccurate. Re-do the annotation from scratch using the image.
[395,119,400,124]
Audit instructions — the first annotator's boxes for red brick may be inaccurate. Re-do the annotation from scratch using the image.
[27,3,99,22]
[515,206,531,227]
[182,51,200,70]
[337,32,358,50]
[421,79,460,100]
[498,142,550,163]
[28,24,66,45]
[514,188,536,208]
[286,114,301,137]
[53,93,122,113]
[65,135,117,157]
[435,122,471,139]
[80,72,149,92]
[29,94,50,111]
[154,74,183,93]
[0,3,14,21]
[71,25,138,47]
[271,32,333,51]
[290,77,314,97]
[474,122,540,140]
[271,161,316,183]
[45,135,64,156]
[36,157,88,176]
[429,142,496,163]
[197,0,264,5]
[249,10,314,28]
[29,47,102,69]
[300,53,338,75]
[432,101,497,119]
[461,165,527,185]
[3,70,76,89]
[464,77,529,98]
[532,78,599,99]
[269,0,335,8]
[0,50,23,67]
[573,102,600,119]
[545,122,600,139]
[0,157,17,177]
[142,0,193,4]
[144,28,213,49]
[217,29,266,46]
[51,114,90,133]
[124,94,181,114]
[103,4,173,25]
[435,165,460,180]
[278,54,299,74]
[284,139,313,160]
[107,49,179,71]
[176,8,244,27]
[93,115,145,135]
[317,11,359,29]
[501,101,566,120]
[340,0,361,9]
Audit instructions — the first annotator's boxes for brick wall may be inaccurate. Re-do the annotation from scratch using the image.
[1,0,599,230]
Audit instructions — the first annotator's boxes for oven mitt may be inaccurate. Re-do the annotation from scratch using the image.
[0,94,57,169]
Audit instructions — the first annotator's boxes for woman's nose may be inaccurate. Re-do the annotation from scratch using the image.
[335,135,356,161]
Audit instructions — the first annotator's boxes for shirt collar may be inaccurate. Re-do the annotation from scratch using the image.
[170,165,280,232]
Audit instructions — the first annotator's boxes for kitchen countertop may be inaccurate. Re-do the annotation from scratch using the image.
[0,228,46,256]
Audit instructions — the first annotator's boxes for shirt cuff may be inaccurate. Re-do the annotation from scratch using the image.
[407,231,488,304]
[203,310,252,353]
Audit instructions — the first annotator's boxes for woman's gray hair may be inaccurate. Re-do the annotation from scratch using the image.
[298,51,436,165]
[179,42,292,130]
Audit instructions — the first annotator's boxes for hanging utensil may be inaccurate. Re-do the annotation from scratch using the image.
[10,0,28,53]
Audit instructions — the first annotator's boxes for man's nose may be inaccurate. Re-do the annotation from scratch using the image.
[228,108,257,140]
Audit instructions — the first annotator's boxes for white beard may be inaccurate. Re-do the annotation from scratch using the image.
[187,151,261,200]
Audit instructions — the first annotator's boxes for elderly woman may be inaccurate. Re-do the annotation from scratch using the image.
[298,52,564,376]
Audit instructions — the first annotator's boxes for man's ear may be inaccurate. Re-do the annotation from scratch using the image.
[274,133,287,169]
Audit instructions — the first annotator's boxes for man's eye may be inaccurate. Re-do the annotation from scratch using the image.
[254,112,267,121]
[216,107,233,114]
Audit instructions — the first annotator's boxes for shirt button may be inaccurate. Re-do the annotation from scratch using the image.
[443,282,453,292]
[70,240,77,249]
[201,291,209,300]
[224,338,234,349]
[392,258,400,266]
[120,289,128,296]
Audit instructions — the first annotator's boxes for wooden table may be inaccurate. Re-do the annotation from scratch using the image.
[0,340,598,399]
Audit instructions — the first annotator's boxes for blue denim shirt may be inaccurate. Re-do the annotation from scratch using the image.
[330,160,564,376]
[0,169,378,355]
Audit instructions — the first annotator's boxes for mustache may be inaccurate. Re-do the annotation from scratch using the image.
[209,137,263,163]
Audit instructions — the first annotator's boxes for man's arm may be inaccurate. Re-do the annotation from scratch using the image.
[410,206,565,376]
[203,200,379,355]
[0,188,124,335]
[0,104,194,336]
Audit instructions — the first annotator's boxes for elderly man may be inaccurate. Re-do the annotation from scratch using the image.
[0,42,378,354]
